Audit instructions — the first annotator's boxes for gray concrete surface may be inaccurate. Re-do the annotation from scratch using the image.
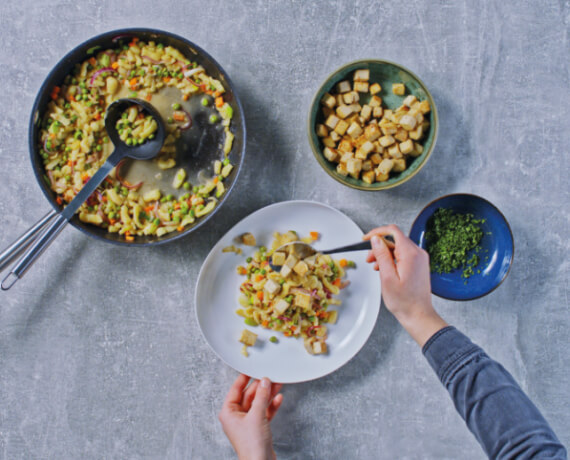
[1,1,568,459]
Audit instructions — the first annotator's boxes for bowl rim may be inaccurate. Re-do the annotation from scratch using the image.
[409,192,515,301]
[307,58,438,191]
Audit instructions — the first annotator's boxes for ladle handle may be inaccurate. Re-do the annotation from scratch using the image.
[1,149,124,291]
[0,209,57,273]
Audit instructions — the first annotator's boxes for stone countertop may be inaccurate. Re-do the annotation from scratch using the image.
[0,1,568,459]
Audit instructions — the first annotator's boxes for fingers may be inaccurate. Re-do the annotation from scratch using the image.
[242,380,259,411]
[370,236,399,282]
[267,393,284,421]
[223,374,250,409]
[250,377,272,417]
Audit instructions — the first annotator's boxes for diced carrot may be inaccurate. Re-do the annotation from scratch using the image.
[182,94,189,101]
[215,96,224,108]
[310,231,319,240]
[290,325,296,332]
[339,259,348,267]
[261,261,269,267]
[333,278,341,287]
[50,133,56,139]
[213,91,221,97]
[172,112,186,122]
[256,291,264,300]
[129,77,138,86]
[67,160,73,167]
[53,86,61,93]
[255,274,264,283]
[144,205,154,213]
[213,176,219,184]
[238,267,247,275]
[163,76,171,83]
[93,112,101,121]
[125,235,134,242]
[261,320,269,328]
[145,93,152,102]
[174,203,181,210]
[102,196,108,203]
[50,92,58,100]
[111,62,119,69]
[88,57,96,66]
[177,225,184,232]
[56,196,63,205]
[109,218,118,225]
[105,177,114,185]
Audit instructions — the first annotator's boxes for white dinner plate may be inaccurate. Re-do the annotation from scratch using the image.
[195,200,382,383]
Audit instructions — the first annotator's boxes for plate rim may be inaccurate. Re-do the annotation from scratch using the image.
[409,193,515,301]
[194,199,382,383]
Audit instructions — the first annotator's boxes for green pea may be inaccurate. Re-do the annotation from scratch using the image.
[157,43,164,49]
[166,194,174,201]
[173,216,180,224]
[222,157,230,165]
[244,318,257,327]
[153,218,160,225]
[260,246,266,253]
[260,269,266,275]
[285,295,293,303]
[246,257,252,263]
[65,175,71,181]
[172,103,181,110]
[201,97,209,106]
[167,117,174,124]
[269,336,278,344]
[121,187,128,196]
[209,114,219,123]
[183,182,190,190]
[108,212,117,220]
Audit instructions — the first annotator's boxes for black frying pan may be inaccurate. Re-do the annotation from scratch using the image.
[27,28,246,246]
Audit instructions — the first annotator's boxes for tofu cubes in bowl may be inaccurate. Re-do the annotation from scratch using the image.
[308,60,438,191]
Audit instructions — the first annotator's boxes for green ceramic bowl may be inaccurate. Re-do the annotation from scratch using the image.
[308,59,438,191]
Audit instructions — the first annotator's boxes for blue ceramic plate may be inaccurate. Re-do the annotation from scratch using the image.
[409,194,514,301]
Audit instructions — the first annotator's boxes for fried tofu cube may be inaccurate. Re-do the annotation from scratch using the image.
[409,125,424,140]
[343,91,358,104]
[284,254,298,268]
[304,255,317,267]
[409,142,423,157]
[362,160,372,171]
[353,69,370,81]
[347,122,363,139]
[330,131,340,142]
[322,106,334,118]
[340,152,354,163]
[321,93,336,108]
[392,158,407,172]
[336,163,349,176]
[294,292,312,310]
[264,279,282,296]
[372,106,384,118]
[293,261,309,277]
[360,140,374,156]
[355,149,368,160]
[272,252,286,267]
[394,128,409,142]
[323,147,339,162]
[419,100,431,114]
[369,82,382,95]
[336,105,354,119]
[379,135,395,147]
[354,81,369,93]
[274,299,290,315]
[239,329,257,347]
[360,104,372,121]
[336,80,351,93]
[312,341,327,354]
[346,158,362,175]
[415,112,424,125]
[362,170,375,184]
[338,138,353,153]
[377,158,394,176]
[241,233,256,245]
[388,144,402,158]
[369,96,382,108]
[403,95,418,107]
[322,136,336,148]
[325,114,340,130]
[375,170,389,182]
[373,142,384,154]
[399,139,414,155]
[280,264,292,278]
[364,124,381,142]
[316,123,328,138]
[370,152,383,165]
[336,94,344,106]
[392,83,405,95]
[333,119,349,136]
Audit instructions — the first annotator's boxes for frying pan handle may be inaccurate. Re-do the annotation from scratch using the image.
[0,209,57,273]
[1,214,68,290]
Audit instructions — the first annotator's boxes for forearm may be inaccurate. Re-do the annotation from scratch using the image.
[394,305,448,347]
[423,327,566,459]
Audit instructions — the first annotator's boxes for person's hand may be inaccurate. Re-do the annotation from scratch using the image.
[219,374,284,460]
[364,225,447,346]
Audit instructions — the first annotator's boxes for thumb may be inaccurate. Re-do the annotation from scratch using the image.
[371,236,398,282]
[250,378,272,417]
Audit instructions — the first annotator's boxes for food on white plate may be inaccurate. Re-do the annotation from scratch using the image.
[316,70,431,183]
[235,231,351,356]
[40,38,235,241]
